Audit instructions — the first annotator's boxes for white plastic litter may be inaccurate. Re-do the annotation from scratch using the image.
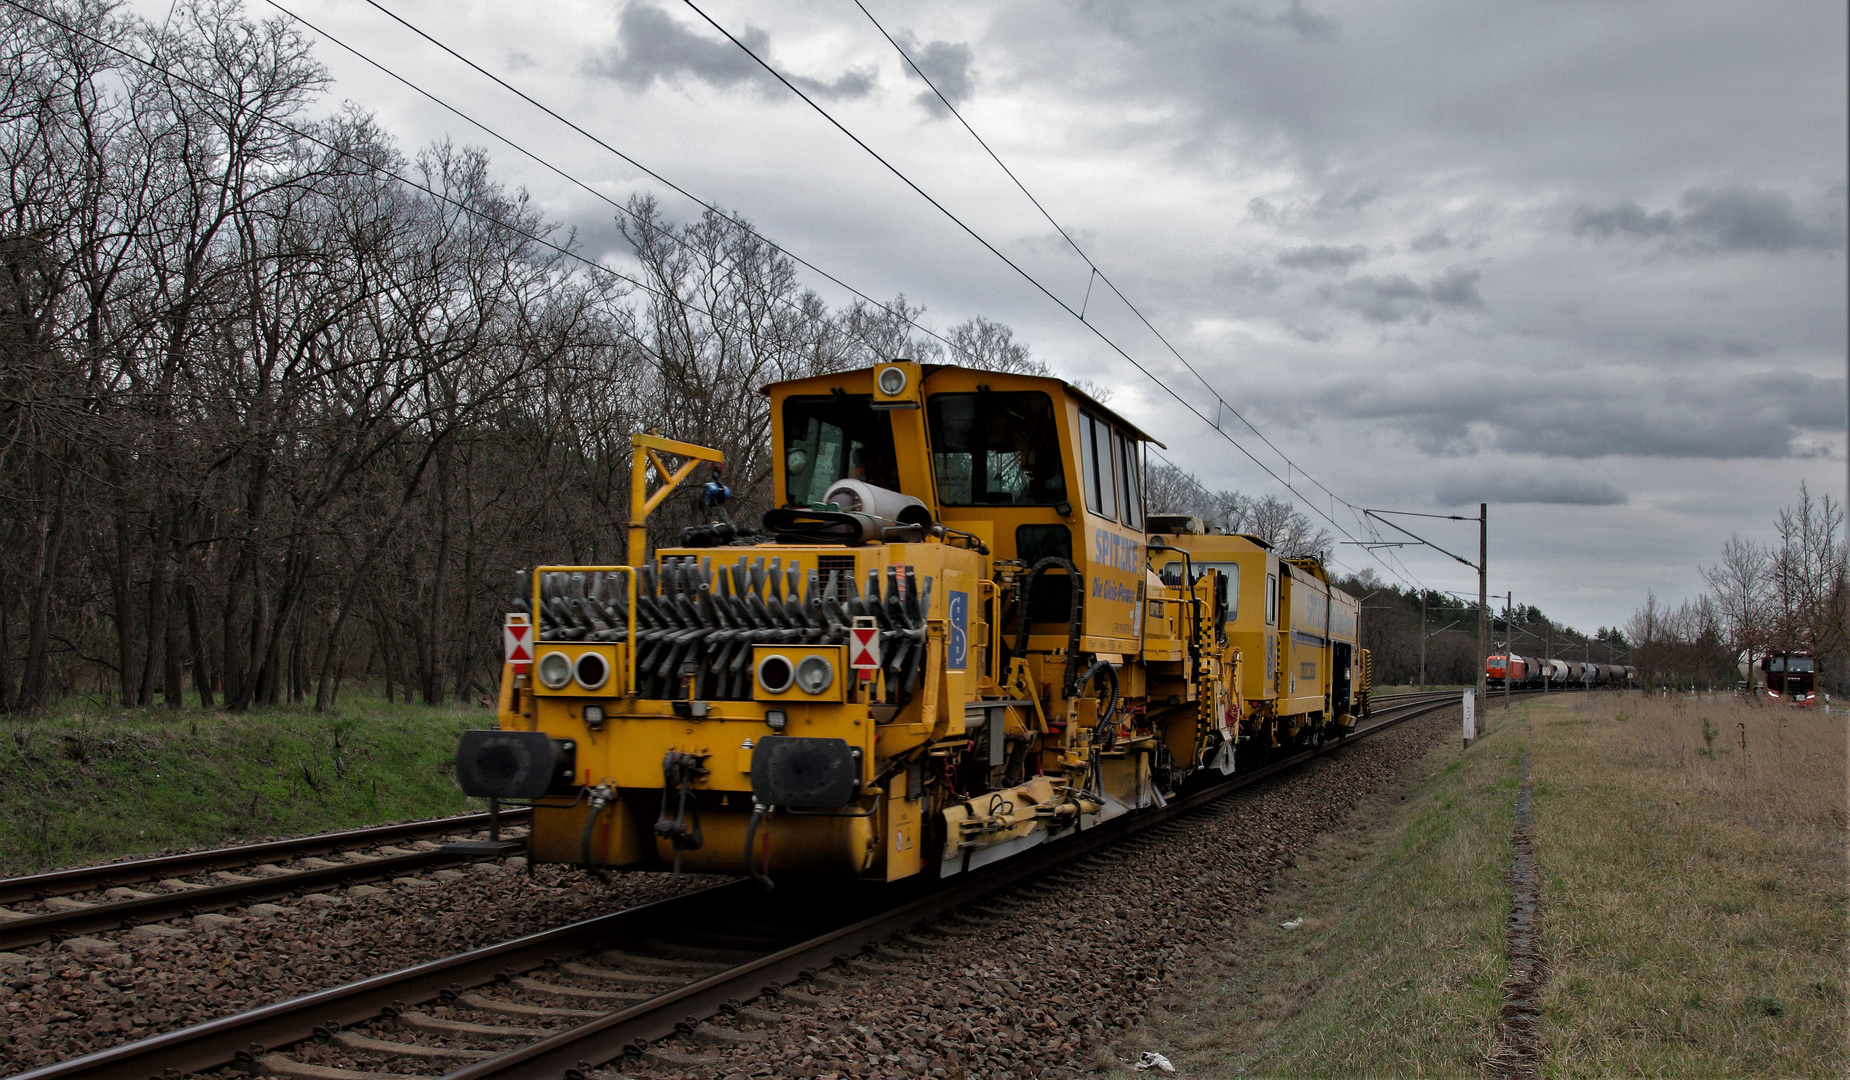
[1133,1051,1176,1073]
[1280,917,1304,930]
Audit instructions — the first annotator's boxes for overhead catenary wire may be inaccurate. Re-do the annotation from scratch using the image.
[349,0,978,367]
[683,0,1428,591]
[1147,447,1374,583]
[260,0,984,369]
[1,0,932,386]
[277,0,1437,595]
[27,0,1452,596]
[852,0,1357,517]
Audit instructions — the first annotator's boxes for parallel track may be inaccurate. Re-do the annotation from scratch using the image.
[0,811,530,951]
[16,690,1469,1080]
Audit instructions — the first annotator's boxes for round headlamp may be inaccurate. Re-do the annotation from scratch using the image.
[795,654,835,695]
[876,365,908,395]
[574,651,609,691]
[757,654,795,695]
[536,651,572,691]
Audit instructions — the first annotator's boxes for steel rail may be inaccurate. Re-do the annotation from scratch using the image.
[19,693,1469,1080]
[5,883,748,1080]
[0,841,522,951]
[0,809,531,905]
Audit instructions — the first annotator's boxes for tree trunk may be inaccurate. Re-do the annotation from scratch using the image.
[109,498,138,707]
[17,462,70,712]
[185,581,214,708]
[140,508,173,707]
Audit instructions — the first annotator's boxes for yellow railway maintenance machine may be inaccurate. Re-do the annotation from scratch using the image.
[1142,522,1370,750]
[459,362,1295,886]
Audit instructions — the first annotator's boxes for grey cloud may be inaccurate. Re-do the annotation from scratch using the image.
[1276,243,1368,270]
[1312,368,1843,460]
[1319,267,1483,323]
[1572,185,1841,252]
[896,31,976,117]
[1227,1,1339,42]
[792,68,878,100]
[1213,262,1283,294]
[1322,273,1425,322]
[1428,267,1483,308]
[1680,186,1837,252]
[1571,202,1675,239]
[585,3,873,100]
[1410,229,1453,252]
[1434,473,1627,508]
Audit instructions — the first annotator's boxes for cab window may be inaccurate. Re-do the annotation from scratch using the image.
[783,395,898,505]
[1160,560,1238,619]
[1080,411,1118,520]
[1115,429,1142,529]
[1265,573,1278,625]
[926,392,1067,505]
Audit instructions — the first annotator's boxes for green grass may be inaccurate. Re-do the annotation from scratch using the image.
[1124,715,1516,1077]
[0,696,492,875]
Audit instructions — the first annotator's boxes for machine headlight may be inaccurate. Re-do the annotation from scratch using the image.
[876,365,908,395]
[765,708,787,731]
[757,654,795,695]
[795,654,835,695]
[574,651,609,691]
[536,651,572,690]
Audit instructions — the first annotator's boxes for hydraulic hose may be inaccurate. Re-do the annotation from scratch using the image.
[743,805,775,892]
[580,785,614,882]
[1012,556,1084,696]
[1079,659,1122,742]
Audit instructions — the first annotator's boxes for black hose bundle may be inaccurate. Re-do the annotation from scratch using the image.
[1079,658,1121,744]
[743,805,775,892]
[654,751,706,876]
[1012,556,1084,697]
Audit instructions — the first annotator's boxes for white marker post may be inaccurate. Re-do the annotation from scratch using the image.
[1462,688,1477,748]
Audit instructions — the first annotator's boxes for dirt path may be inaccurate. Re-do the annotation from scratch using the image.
[1488,747,1545,1078]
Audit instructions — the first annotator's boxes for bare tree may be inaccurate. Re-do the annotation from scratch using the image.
[1703,534,1769,666]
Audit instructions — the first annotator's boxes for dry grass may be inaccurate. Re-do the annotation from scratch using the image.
[1598,691,1846,850]
[1533,692,1848,1077]
[1119,716,1515,1078]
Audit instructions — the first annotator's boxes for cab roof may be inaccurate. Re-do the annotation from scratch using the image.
[762,362,1164,448]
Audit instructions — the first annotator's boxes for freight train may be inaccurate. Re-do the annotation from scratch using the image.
[1485,652,1634,690]
[456,361,1370,885]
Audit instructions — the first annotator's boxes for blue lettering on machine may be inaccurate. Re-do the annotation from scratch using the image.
[947,590,968,671]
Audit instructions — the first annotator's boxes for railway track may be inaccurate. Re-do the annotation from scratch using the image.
[15,691,1467,1080]
[0,810,531,951]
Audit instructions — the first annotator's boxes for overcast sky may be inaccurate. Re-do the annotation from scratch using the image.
[210,0,1845,637]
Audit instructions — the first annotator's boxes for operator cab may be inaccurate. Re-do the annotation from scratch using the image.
[767,361,1156,654]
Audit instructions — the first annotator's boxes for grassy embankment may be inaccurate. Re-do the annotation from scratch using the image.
[0,697,491,876]
[1127,709,1517,1076]
[1124,692,1847,1077]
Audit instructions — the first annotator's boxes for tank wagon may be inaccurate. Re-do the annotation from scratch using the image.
[456,362,1370,885]
[1487,654,1634,690]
